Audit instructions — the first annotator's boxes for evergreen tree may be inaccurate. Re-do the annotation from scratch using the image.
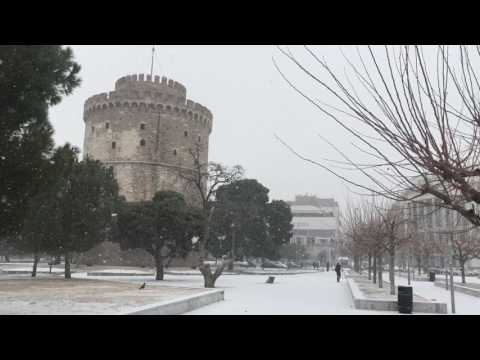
[265,200,293,259]
[0,45,81,238]
[21,144,119,279]
[116,191,203,280]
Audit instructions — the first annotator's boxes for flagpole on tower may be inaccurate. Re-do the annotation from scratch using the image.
[150,46,155,77]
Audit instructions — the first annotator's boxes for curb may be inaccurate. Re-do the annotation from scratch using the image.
[87,272,155,277]
[434,280,480,298]
[347,277,447,314]
[122,288,224,315]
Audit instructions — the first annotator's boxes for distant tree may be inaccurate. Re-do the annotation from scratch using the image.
[265,200,293,259]
[0,239,14,262]
[116,191,203,280]
[215,179,270,265]
[0,45,81,239]
[278,243,307,261]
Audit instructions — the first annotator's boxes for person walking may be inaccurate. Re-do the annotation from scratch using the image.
[335,262,342,282]
[326,261,330,272]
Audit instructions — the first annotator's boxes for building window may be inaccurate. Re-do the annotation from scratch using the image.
[111,142,116,149]
[140,123,145,130]
[106,122,110,129]
[173,149,177,156]
[140,139,146,146]
[198,136,201,142]
[184,131,188,137]
[91,126,95,134]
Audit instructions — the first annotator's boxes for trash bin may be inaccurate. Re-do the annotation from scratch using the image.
[398,286,413,314]
[429,271,436,282]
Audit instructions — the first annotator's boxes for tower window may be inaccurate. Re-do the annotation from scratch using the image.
[198,136,201,142]
[184,131,188,137]
[106,122,110,129]
[91,126,95,134]
[173,149,177,156]
[112,141,116,149]
[140,123,145,130]
[140,139,146,146]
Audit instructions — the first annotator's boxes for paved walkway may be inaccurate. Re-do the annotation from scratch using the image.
[184,271,392,315]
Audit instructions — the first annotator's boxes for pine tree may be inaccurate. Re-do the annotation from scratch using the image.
[0,45,81,239]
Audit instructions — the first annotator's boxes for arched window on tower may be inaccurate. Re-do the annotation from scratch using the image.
[173,149,177,156]
[198,136,201,142]
[184,131,188,137]
[112,141,116,149]
[140,123,146,130]
[140,139,146,147]
[106,122,110,129]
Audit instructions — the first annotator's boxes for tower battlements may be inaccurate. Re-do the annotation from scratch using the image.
[115,74,187,96]
[84,74,213,124]
[82,73,213,204]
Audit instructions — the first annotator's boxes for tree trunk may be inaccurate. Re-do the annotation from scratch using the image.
[197,207,225,288]
[378,255,383,288]
[389,249,395,295]
[155,251,164,281]
[64,251,71,279]
[31,252,39,278]
[372,254,377,284]
[368,253,372,280]
[228,226,235,271]
[460,259,466,284]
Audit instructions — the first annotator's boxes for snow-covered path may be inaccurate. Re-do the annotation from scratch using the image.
[185,271,390,315]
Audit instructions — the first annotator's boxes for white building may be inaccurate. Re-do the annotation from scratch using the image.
[288,195,340,264]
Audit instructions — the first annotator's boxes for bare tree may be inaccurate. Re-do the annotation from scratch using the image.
[275,45,480,227]
[373,201,412,294]
[429,209,480,284]
[176,144,244,288]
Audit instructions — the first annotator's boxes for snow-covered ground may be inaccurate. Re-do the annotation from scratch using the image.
[3,264,479,314]
[184,271,395,315]
[69,270,392,314]
[386,273,480,314]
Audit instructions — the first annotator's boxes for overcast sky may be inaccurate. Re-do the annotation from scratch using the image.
[49,45,372,208]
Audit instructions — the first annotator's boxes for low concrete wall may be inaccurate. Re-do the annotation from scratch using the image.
[87,272,154,276]
[434,280,480,298]
[347,277,447,314]
[123,289,224,315]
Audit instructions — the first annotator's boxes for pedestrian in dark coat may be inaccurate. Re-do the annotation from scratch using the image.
[335,262,342,282]
[326,261,330,272]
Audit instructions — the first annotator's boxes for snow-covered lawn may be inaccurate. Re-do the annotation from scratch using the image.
[1,267,67,274]
[0,277,207,315]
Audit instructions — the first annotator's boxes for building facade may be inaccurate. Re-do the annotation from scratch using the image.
[288,195,340,264]
[401,194,480,270]
[83,73,213,204]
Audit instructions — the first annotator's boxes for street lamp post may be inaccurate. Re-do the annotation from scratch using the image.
[448,233,456,314]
